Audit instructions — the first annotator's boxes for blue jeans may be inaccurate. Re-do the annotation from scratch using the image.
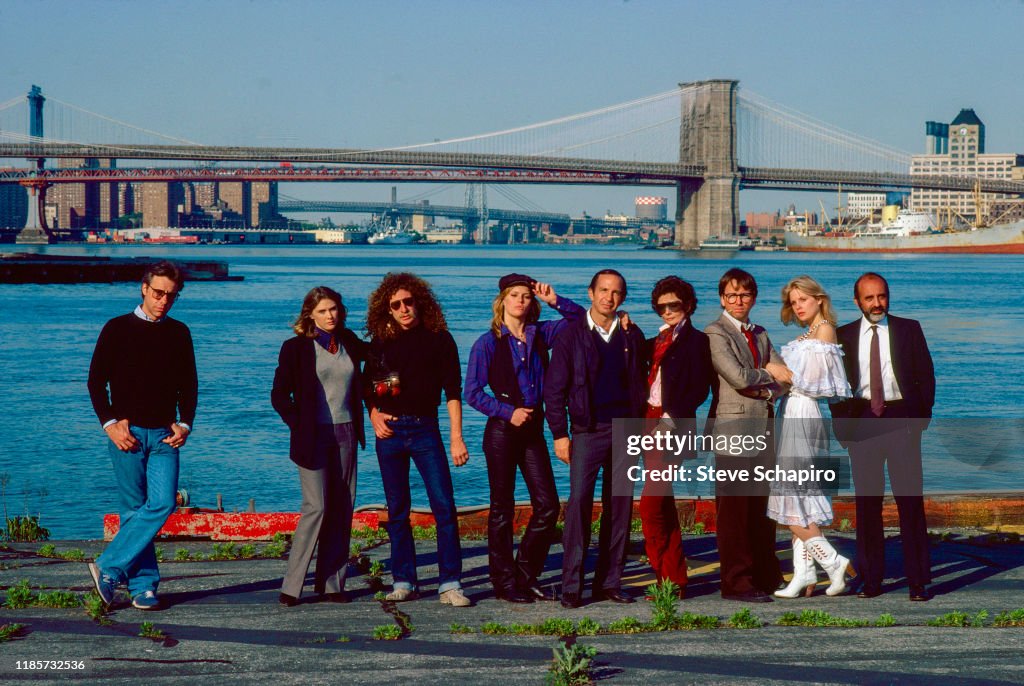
[375,416,461,592]
[97,426,179,597]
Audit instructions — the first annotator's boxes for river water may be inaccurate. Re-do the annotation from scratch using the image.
[2,244,1021,538]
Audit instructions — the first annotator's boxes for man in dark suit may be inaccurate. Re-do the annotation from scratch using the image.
[705,268,789,602]
[544,269,647,609]
[832,272,935,601]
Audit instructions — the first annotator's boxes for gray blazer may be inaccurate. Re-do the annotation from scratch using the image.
[704,313,782,455]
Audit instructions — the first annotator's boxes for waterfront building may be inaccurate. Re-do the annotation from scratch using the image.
[910,109,1023,224]
[0,184,29,229]
[846,192,886,218]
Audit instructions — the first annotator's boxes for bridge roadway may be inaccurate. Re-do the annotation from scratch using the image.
[2,143,1023,195]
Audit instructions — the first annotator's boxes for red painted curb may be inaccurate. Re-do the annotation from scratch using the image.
[103,492,1024,541]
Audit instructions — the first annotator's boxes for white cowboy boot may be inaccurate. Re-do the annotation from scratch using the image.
[805,536,856,596]
[775,537,817,599]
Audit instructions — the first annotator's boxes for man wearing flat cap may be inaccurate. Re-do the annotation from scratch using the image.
[465,273,584,603]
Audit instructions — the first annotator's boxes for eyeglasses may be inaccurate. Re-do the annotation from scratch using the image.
[389,297,415,311]
[655,301,685,315]
[148,287,179,302]
[723,293,754,304]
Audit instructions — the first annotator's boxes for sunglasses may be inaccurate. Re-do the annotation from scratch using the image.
[655,301,684,315]
[148,287,180,302]
[389,297,415,311]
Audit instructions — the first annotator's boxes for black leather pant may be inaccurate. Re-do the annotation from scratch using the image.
[483,417,560,593]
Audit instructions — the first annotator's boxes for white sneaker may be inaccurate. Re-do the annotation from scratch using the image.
[439,588,471,607]
[385,587,419,602]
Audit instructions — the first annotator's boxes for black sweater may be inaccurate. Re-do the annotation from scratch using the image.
[364,325,461,419]
[87,313,198,429]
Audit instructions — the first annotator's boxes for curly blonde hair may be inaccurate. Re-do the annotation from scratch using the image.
[780,275,837,327]
[366,272,447,340]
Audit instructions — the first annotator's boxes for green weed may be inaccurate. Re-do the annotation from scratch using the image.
[648,579,682,630]
[83,591,112,625]
[35,590,81,609]
[4,580,34,609]
[372,624,402,640]
[776,610,869,627]
[546,642,597,686]
[927,610,988,628]
[575,617,601,636]
[449,622,474,634]
[174,548,191,561]
[875,613,896,627]
[0,623,27,642]
[37,543,57,557]
[993,609,1024,627]
[727,608,763,629]
[138,621,165,639]
[605,616,646,634]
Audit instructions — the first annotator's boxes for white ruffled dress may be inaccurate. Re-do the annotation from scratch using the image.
[766,338,852,527]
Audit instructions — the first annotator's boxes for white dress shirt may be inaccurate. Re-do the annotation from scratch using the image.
[856,315,903,402]
[587,309,619,343]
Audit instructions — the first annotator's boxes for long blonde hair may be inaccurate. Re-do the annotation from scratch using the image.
[490,285,541,337]
[780,276,837,327]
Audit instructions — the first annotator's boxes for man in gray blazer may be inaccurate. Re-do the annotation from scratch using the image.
[705,268,790,602]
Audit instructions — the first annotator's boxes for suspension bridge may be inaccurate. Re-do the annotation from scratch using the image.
[2,80,1022,247]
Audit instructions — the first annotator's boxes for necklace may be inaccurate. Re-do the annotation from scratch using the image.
[798,319,833,341]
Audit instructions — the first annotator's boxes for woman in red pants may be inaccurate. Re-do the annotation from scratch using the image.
[640,276,714,598]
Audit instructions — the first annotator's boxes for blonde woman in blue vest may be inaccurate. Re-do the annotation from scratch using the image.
[464,274,584,603]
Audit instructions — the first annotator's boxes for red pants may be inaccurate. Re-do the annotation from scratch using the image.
[638,404,688,589]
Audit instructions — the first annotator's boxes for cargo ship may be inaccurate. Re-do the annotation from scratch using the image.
[785,209,1024,254]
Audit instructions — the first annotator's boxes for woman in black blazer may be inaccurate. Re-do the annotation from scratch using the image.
[271,286,367,606]
[639,276,714,597]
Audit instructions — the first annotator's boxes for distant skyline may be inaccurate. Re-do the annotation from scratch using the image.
[2,0,1023,219]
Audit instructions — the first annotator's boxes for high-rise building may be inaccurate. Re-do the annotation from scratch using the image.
[51,158,99,229]
[251,181,279,227]
[217,182,251,226]
[0,184,29,229]
[141,182,185,228]
[910,109,1022,224]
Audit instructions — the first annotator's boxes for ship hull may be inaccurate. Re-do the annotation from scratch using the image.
[785,220,1024,254]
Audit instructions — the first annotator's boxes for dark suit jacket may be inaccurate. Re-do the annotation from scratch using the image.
[831,314,935,429]
[544,317,647,440]
[646,320,713,419]
[271,329,367,469]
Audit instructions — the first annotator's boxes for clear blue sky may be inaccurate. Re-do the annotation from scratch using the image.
[2,0,1022,218]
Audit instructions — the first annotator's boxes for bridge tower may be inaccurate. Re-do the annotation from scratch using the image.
[674,79,739,249]
[17,85,53,244]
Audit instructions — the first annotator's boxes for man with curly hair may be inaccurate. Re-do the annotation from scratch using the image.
[364,272,471,607]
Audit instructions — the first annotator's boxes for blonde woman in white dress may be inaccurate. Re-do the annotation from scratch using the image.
[768,276,856,598]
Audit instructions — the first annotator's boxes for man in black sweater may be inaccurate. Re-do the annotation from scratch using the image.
[544,269,647,609]
[87,261,198,611]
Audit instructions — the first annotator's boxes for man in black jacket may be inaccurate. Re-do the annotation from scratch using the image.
[832,272,936,601]
[544,269,647,609]
[87,261,197,611]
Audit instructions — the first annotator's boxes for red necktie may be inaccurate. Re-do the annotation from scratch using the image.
[869,325,884,416]
[328,337,339,355]
[742,328,760,367]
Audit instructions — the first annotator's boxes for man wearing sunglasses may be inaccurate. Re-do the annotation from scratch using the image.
[705,268,790,603]
[87,261,198,612]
